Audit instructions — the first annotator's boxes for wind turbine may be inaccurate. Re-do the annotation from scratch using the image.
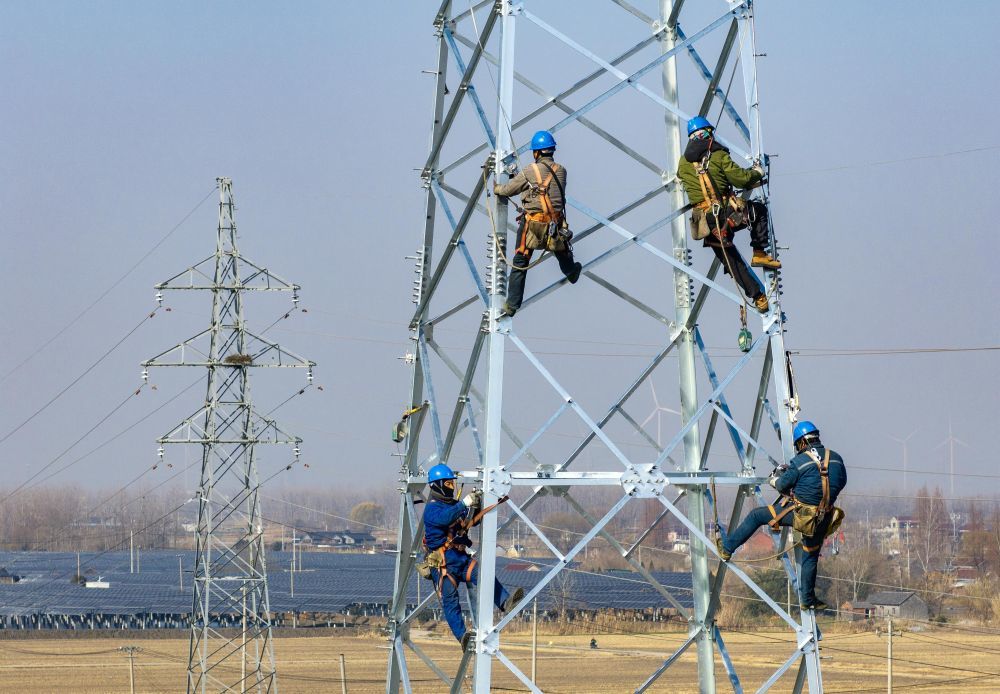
[640,381,681,448]
[935,418,969,498]
[888,430,917,494]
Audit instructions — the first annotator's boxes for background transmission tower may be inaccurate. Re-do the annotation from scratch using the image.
[145,177,314,693]
[388,1,825,692]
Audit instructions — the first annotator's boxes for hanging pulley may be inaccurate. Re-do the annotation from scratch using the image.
[391,403,426,443]
[737,304,752,353]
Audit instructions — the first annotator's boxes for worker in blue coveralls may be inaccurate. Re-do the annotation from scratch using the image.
[422,463,525,650]
[716,421,847,611]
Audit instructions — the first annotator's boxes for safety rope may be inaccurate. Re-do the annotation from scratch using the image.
[483,168,550,271]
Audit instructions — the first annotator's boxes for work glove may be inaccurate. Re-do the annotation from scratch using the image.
[462,492,477,507]
[751,164,765,178]
[767,472,780,490]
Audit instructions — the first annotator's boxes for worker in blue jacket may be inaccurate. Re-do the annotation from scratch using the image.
[422,463,524,649]
[716,421,847,611]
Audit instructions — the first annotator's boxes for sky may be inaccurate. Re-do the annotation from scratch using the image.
[0,1,997,506]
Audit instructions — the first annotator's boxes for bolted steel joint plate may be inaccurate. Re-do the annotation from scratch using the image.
[620,465,666,498]
[486,467,512,499]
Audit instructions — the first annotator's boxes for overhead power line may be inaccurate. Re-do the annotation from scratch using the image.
[0,187,216,385]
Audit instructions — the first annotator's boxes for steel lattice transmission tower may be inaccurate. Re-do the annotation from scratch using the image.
[145,177,314,693]
[387,1,825,692]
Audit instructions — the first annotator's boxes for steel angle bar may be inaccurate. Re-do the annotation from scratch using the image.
[790,658,807,694]
[627,491,683,553]
[439,34,660,176]
[450,648,473,694]
[657,492,802,631]
[762,396,781,437]
[518,6,751,161]
[611,0,654,25]
[432,184,667,324]
[506,500,566,561]
[443,27,496,147]
[437,179,518,233]
[664,0,685,29]
[422,7,499,172]
[617,406,678,466]
[464,398,485,465]
[521,200,693,311]
[568,196,744,306]
[695,20,742,124]
[506,402,569,468]
[450,31,661,174]
[449,0,491,25]
[652,329,771,469]
[711,402,781,468]
[562,491,691,616]
[416,334,446,459]
[395,638,414,694]
[507,331,635,470]
[409,174,487,329]
[494,649,542,694]
[431,180,489,305]
[714,625,744,694]
[401,591,438,626]
[426,337,544,468]
[755,651,801,694]
[404,638,453,686]
[439,330,487,461]
[679,27,749,142]
[586,271,677,328]
[491,495,631,634]
[497,336,679,536]
[635,633,697,693]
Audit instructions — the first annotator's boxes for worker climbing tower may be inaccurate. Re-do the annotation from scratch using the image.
[388,2,823,692]
[145,178,314,693]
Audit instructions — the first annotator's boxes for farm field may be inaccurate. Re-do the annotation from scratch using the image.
[0,627,997,693]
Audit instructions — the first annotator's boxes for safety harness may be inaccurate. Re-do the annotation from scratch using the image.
[765,449,844,552]
[421,496,509,595]
[524,162,563,225]
[692,145,746,244]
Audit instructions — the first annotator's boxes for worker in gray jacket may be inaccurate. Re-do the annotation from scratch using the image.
[493,130,582,317]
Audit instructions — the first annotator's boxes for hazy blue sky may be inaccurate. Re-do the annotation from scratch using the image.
[0,1,997,503]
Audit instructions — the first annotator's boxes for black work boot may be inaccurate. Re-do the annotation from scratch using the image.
[567,262,583,284]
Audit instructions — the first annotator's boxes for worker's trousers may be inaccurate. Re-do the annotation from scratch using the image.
[506,221,579,312]
[702,199,771,300]
[430,552,510,641]
[722,505,830,607]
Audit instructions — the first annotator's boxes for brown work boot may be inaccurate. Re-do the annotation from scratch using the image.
[754,294,769,314]
[751,250,782,269]
[502,587,525,612]
[715,537,732,561]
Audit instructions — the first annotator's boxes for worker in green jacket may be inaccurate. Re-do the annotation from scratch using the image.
[676,116,780,313]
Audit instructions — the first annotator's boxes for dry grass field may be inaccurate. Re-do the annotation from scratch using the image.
[0,626,997,693]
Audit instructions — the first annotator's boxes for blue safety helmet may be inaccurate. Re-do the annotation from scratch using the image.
[530,130,557,151]
[793,420,819,443]
[428,463,456,483]
[686,116,714,136]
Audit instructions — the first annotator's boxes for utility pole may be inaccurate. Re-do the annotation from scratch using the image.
[290,557,295,598]
[880,617,902,693]
[178,556,183,592]
[531,598,538,684]
[129,530,134,574]
[119,646,141,694]
[339,653,348,694]
[144,177,314,692]
[76,552,81,582]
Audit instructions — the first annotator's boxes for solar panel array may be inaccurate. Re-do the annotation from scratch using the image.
[0,550,692,629]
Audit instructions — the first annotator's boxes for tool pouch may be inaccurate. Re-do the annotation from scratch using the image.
[791,503,824,537]
[824,507,845,538]
[546,223,572,252]
[525,219,549,251]
[690,209,712,241]
[416,549,445,579]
